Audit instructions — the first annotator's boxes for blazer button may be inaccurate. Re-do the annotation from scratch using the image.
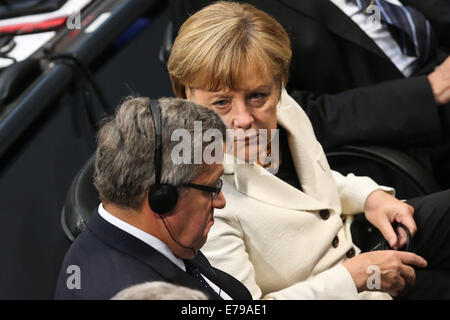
[332,236,339,248]
[346,248,356,258]
[319,209,330,220]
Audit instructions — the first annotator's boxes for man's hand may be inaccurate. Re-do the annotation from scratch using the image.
[343,251,427,297]
[428,55,450,105]
[364,190,416,250]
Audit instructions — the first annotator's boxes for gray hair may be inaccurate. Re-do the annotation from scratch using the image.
[111,281,208,300]
[94,97,227,209]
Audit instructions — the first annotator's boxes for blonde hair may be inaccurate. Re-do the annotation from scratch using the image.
[167,1,292,98]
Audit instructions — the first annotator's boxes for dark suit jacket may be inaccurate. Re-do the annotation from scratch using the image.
[54,211,252,300]
[170,0,450,149]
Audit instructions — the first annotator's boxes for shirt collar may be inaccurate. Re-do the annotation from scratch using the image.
[97,203,186,272]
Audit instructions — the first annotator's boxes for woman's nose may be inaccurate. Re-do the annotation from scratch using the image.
[213,192,226,209]
[233,103,253,129]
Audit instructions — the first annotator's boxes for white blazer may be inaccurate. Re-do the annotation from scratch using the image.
[202,90,393,300]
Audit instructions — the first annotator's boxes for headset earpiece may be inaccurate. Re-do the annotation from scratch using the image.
[147,99,179,215]
[148,184,179,215]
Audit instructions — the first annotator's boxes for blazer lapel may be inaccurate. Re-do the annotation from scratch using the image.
[230,161,328,211]
[86,211,219,297]
[277,90,342,208]
[278,0,389,60]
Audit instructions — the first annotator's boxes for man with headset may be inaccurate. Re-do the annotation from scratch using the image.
[54,97,252,300]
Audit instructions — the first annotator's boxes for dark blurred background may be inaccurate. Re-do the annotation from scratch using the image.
[0,0,172,299]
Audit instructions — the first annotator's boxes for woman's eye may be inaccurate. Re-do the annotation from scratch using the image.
[250,93,268,104]
[213,100,229,108]
[253,92,268,99]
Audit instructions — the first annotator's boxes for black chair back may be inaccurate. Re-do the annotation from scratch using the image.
[61,154,98,241]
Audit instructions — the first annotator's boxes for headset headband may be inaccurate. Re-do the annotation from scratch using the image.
[149,99,162,186]
[147,99,179,215]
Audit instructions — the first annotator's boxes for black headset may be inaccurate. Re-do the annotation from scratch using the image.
[147,100,223,297]
[147,99,199,255]
[147,99,179,215]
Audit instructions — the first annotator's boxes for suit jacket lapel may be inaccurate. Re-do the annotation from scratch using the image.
[278,0,389,60]
[86,211,220,298]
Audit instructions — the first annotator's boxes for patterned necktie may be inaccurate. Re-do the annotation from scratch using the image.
[350,0,436,67]
[184,261,224,300]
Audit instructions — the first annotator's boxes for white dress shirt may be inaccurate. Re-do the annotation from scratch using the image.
[330,0,418,77]
[98,203,232,300]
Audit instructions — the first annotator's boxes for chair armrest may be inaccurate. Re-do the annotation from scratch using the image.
[326,145,440,197]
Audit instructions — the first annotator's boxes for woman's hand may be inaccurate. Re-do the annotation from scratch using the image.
[364,190,417,250]
[343,251,427,296]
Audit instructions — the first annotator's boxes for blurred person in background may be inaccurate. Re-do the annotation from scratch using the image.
[111,281,208,300]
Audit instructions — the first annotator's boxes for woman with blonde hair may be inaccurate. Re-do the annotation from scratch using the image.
[167,1,450,300]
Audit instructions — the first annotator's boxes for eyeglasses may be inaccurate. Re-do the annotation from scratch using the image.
[184,178,223,199]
